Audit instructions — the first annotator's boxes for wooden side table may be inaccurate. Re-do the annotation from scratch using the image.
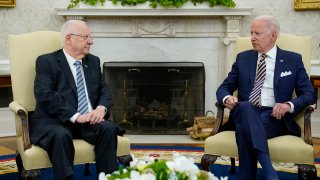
[0,74,11,88]
[310,75,320,108]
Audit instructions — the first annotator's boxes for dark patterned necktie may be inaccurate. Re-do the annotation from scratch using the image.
[249,53,267,106]
[74,61,88,114]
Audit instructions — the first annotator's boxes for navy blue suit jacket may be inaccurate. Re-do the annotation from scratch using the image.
[30,49,112,144]
[216,47,316,136]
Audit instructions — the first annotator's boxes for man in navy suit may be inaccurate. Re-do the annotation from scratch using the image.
[216,15,316,180]
[30,20,121,179]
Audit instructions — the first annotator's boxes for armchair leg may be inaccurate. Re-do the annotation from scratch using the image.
[230,157,236,174]
[298,164,317,180]
[83,163,91,176]
[16,153,23,173]
[16,153,41,180]
[118,154,133,167]
[200,154,218,171]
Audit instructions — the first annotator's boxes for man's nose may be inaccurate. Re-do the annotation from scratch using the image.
[88,39,93,45]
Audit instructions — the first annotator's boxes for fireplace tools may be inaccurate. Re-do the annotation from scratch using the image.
[119,80,133,127]
[178,80,191,127]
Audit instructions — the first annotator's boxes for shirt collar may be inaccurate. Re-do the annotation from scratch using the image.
[63,49,83,66]
[258,45,277,60]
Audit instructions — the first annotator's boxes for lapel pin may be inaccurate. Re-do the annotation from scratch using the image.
[280,59,284,62]
[85,65,88,68]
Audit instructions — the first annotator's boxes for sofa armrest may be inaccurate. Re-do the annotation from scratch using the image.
[9,101,32,150]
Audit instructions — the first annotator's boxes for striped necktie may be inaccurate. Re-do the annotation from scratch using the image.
[74,61,88,114]
[249,53,267,106]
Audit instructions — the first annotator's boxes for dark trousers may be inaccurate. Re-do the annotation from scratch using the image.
[38,120,118,180]
[229,102,288,180]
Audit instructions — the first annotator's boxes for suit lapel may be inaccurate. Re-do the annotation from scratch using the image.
[82,56,92,99]
[249,51,259,89]
[57,50,77,94]
[274,47,286,90]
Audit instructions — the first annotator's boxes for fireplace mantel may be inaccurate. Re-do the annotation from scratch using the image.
[55,5,252,17]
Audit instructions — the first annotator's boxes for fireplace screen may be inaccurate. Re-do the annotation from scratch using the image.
[103,62,205,134]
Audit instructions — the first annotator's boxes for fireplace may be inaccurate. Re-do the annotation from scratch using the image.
[55,5,252,134]
[104,62,204,134]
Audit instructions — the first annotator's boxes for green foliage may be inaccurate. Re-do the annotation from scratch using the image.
[68,0,236,9]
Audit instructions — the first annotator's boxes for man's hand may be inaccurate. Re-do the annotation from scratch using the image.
[75,105,106,124]
[272,103,291,120]
[225,96,238,110]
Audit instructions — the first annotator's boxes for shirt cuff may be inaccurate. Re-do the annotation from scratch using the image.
[70,113,80,123]
[286,102,295,113]
[223,95,231,104]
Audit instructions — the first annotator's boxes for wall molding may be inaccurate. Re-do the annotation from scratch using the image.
[0,108,15,137]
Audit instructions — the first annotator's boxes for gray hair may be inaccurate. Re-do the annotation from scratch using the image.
[60,20,86,44]
[253,15,280,37]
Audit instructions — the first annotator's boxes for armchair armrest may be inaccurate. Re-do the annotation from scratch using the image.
[9,101,32,150]
[303,106,314,145]
[207,102,315,146]
[208,102,226,136]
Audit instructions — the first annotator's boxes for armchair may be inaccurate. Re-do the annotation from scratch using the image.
[201,33,317,180]
[8,31,132,179]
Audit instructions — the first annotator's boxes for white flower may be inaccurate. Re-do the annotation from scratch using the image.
[98,172,107,180]
[168,152,200,177]
[103,153,227,180]
[130,170,156,180]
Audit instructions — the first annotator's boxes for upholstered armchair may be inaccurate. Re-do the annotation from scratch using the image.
[201,33,317,180]
[8,31,132,179]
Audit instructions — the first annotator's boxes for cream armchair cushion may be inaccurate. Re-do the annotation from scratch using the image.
[8,31,132,179]
[201,33,317,180]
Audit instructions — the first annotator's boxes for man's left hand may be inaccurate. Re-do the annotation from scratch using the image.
[271,103,291,120]
[87,105,106,124]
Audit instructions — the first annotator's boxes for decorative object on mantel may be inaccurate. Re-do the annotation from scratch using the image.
[68,0,236,9]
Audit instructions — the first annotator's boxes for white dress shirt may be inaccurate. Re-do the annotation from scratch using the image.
[259,45,276,107]
[63,49,93,123]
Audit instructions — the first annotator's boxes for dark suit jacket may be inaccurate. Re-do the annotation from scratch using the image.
[216,47,316,136]
[30,49,112,144]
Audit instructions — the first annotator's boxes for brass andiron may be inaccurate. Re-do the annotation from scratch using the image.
[119,80,133,127]
[178,80,191,127]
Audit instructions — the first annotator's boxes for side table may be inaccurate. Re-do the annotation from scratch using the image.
[0,74,11,88]
[310,75,320,109]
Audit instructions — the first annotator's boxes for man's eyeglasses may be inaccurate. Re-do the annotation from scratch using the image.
[69,34,93,40]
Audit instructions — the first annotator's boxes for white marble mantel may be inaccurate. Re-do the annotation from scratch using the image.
[54,5,252,113]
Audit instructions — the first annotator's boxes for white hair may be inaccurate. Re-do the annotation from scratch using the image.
[253,15,280,37]
[60,20,86,44]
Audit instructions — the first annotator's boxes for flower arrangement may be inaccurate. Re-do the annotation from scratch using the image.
[68,0,236,9]
[98,152,228,180]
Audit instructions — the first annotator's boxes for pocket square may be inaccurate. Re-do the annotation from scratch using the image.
[280,71,292,77]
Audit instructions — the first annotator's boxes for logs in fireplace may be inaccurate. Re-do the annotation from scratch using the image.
[103,62,204,134]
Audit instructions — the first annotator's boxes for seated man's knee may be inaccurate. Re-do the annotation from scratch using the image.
[99,121,117,135]
[51,126,72,141]
[237,101,255,111]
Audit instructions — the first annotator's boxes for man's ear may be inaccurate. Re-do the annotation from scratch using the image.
[65,34,72,46]
[272,31,278,42]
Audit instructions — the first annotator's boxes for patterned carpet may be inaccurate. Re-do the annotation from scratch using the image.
[0,143,320,176]
[130,144,320,176]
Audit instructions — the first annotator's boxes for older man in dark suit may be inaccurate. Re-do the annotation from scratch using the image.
[216,15,316,180]
[30,20,120,180]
